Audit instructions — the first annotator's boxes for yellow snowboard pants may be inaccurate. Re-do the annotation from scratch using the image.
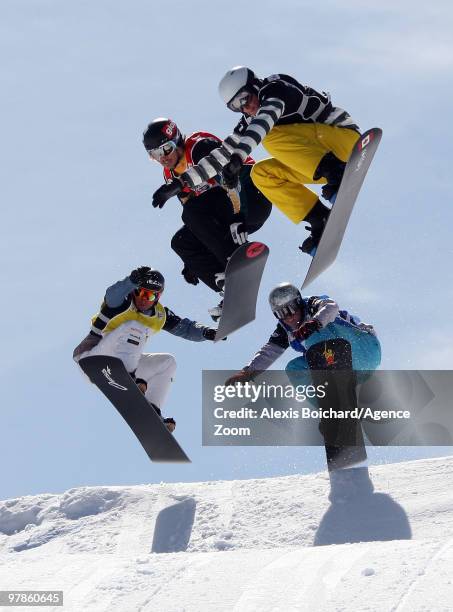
[251,123,360,223]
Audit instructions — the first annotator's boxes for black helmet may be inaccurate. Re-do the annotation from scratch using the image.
[142,118,183,152]
[140,268,165,292]
[269,282,304,319]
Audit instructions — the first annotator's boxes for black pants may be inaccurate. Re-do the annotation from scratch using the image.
[171,167,272,292]
[307,338,367,471]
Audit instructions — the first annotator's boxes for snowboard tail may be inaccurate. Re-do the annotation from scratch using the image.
[79,355,190,463]
[215,241,269,342]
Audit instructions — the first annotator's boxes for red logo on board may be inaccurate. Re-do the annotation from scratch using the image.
[246,242,266,258]
[358,132,374,150]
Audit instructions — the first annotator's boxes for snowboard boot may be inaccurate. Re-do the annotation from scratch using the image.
[209,272,225,322]
[136,383,176,433]
[328,466,374,504]
[134,376,148,395]
[208,299,224,322]
[313,152,347,204]
[147,400,176,433]
[214,271,226,292]
[299,199,330,255]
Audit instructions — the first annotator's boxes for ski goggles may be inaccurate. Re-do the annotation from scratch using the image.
[135,287,162,302]
[273,301,302,320]
[147,140,178,161]
[227,89,252,112]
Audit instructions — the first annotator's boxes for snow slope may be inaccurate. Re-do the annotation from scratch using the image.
[1,457,452,611]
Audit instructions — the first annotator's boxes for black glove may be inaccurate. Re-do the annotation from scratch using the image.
[152,180,183,209]
[130,266,152,285]
[230,214,248,245]
[202,328,217,341]
[181,266,199,286]
[222,153,243,189]
[294,319,322,341]
[202,328,226,341]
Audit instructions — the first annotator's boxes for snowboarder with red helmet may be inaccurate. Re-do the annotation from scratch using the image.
[143,117,272,320]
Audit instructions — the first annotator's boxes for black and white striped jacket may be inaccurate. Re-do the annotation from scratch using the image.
[182,74,360,189]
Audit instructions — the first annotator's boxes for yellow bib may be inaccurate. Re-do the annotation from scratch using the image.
[93,302,166,336]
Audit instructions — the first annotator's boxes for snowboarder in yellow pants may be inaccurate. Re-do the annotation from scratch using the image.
[251,123,360,224]
[179,67,362,254]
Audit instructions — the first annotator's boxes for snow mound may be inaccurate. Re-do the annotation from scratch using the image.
[59,487,122,520]
[1,457,453,611]
[0,487,128,554]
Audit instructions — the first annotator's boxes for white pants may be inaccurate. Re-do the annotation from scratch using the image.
[77,321,176,409]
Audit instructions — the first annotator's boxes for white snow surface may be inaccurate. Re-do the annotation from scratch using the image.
[1,457,453,612]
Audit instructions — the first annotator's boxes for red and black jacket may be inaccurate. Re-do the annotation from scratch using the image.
[164,131,254,199]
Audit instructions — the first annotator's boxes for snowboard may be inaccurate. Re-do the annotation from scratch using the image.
[302,127,382,289]
[79,355,190,463]
[215,241,269,342]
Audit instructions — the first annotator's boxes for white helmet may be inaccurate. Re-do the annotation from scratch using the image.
[218,66,260,109]
[269,283,304,320]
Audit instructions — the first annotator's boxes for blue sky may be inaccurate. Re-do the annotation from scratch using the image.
[1,0,452,499]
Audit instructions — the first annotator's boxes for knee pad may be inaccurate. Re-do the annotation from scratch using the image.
[142,353,177,377]
[161,353,177,375]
